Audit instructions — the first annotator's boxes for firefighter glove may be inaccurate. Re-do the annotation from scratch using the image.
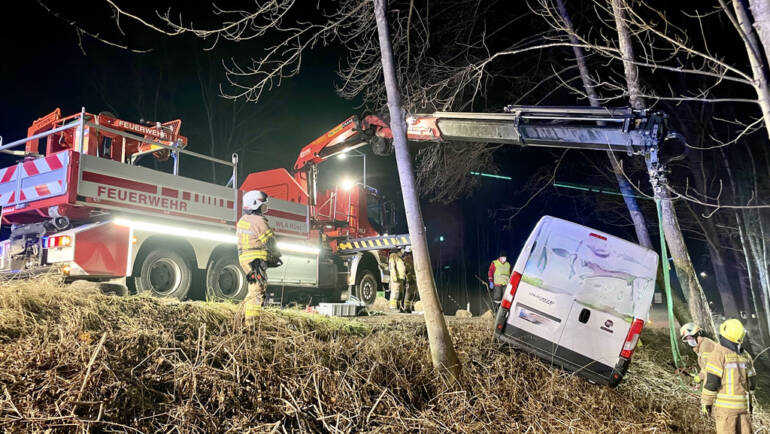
[489,281,494,290]
[701,404,711,416]
[692,374,702,384]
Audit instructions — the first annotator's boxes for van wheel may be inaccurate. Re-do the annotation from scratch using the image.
[206,254,248,301]
[134,249,192,300]
[355,271,379,306]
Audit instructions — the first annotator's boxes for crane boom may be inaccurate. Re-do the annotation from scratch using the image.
[386,106,667,157]
[290,105,672,209]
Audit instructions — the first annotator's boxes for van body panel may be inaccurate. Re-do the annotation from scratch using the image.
[496,215,658,386]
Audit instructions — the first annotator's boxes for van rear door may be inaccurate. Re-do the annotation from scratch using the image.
[503,217,576,359]
[555,226,658,377]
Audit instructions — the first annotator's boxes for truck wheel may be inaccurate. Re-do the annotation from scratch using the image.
[355,271,378,306]
[134,249,192,300]
[206,254,248,301]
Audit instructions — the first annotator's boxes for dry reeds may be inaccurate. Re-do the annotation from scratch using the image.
[0,279,767,433]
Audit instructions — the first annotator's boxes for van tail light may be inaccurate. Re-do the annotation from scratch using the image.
[500,271,523,310]
[45,235,72,248]
[620,318,645,359]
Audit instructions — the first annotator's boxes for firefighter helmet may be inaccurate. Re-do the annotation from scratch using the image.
[679,322,703,340]
[243,190,268,213]
[719,319,746,344]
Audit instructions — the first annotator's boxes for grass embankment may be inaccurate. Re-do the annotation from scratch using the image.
[0,279,767,433]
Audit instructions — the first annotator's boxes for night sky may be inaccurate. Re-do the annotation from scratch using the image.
[0,1,727,313]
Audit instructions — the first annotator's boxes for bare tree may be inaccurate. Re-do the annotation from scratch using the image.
[373,0,461,382]
[609,0,715,332]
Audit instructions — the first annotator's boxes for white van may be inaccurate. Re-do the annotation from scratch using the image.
[493,216,658,387]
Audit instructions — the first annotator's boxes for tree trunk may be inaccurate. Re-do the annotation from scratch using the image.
[747,213,770,342]
[681,144,740,318]
[611,0,715,334]
[372,0,461,382]
[736,212,768,344]
[556,0,690,325]
[749,0,770,84]
[703,219,740,317]
[610,0,646,111]
[731,0,770,140]
[723,148,768,343]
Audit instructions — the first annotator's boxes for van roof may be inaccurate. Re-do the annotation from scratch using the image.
[537,215,658,258]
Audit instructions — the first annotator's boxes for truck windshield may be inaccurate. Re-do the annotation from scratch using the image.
[367,199,385,234]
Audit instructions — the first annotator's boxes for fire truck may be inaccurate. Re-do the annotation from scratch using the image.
[0,108,405,305]
[0,105,672,311]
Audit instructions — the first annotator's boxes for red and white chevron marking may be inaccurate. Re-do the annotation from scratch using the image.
[0,152,69,206]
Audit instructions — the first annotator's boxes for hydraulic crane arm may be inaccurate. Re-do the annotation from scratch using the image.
[292,105,674,201]
[375,105,669,157]
[294,105,669,173]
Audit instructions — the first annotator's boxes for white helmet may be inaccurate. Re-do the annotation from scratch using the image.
[243,190,268,213]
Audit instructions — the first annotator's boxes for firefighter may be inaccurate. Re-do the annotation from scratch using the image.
[488,250,511,311]
[680,322,717,385]
[236,190,282,325]
[402,247,417,313]
[388,248,407,312]
[701,319,756,434]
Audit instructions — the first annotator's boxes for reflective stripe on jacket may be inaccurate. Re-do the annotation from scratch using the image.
[490,259,511,285]
[695,338,717,382]
[237,214,274,269]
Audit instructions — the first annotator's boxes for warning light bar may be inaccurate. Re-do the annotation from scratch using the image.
[44,235,72,248]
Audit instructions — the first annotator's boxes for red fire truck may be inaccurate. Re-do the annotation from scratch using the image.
[0,108,405,305]
[0,105,669,311]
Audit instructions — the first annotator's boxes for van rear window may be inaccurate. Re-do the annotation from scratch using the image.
[521,229,655,320]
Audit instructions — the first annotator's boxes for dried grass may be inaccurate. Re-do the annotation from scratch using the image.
[0,278,767,433]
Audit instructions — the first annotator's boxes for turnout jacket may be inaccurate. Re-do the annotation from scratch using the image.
[701,337,756,414]
[695,337,718,382]
[236,213,277,270]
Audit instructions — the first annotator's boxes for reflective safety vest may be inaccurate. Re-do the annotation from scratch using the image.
[492,259,511,285]
[236,214,274,270]
[702,343,756,413]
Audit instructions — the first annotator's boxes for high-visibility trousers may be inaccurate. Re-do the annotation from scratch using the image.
[242,280,267,322]
[403,280,417,311]
[390,281,403,309]
[714,407,752,434]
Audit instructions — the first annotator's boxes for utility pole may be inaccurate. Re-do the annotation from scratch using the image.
[372,0,461,382]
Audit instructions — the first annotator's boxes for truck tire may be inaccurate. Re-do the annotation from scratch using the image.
[355,271,379,306]
[206,254,248,301]
[134,249,192,300]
